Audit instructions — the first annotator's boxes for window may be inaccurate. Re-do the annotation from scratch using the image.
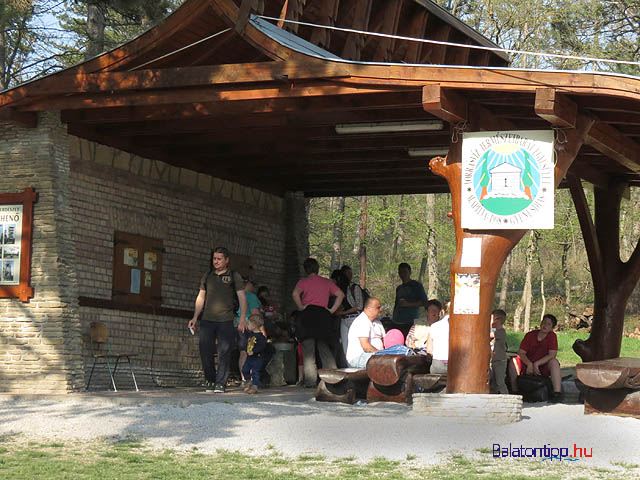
[112,232,163,306]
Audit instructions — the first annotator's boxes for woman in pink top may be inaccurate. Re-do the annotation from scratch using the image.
[292,258,344,387]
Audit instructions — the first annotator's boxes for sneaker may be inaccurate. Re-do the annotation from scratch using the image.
[246,385,258,394]
[204,381,216,392]
[213,384,226,393]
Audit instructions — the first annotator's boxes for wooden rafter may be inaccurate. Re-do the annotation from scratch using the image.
[371,0,403,62]
[0,108,37,128]
[534,88,577,128]
[585,120,640,172]
[402,10,428,64]
[309,0,340,49]
[340,0,372,60]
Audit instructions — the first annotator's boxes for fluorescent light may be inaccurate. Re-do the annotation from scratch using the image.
[407,147,449,157]
[335,120,443,134]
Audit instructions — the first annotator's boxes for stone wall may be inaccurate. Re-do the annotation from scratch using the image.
[69,137,289,389]
[0,112,84,393]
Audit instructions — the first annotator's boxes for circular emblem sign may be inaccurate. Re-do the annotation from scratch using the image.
[472,144,541,216]
[461,131,554,230]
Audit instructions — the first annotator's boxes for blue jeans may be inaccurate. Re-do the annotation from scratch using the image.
[242,356,263,386]
[375,345,415,356]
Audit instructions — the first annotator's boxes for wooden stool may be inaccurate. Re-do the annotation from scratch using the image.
[366,355,431,404]
[316,368,370,404]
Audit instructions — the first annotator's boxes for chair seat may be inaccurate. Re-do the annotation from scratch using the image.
[93,353,137,359]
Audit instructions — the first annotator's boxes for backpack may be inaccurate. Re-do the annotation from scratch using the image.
[516,374,553,402]
[349,283,371,311]
[204,269,240,311]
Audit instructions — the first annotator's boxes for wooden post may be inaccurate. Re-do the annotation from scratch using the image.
[429,114,594,394]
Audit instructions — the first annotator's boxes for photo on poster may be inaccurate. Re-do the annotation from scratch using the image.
[144,251,157,271]
[453,273,481,315]
[2,260,16,283]
[124,248,138,266]
[3,245,20,259]
[144,271,152,287]
[0,225,3,245]
[3,224,16,244]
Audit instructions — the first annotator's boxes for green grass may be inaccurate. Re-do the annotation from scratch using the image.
[506,330,640,366]
[0,437,634,480]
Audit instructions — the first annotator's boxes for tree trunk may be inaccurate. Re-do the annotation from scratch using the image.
[426,193,439,299]
[536,231,547,323]
[330,196,345,271]
[570,177,640,362]
[359,195,368,289]
[86,2,106,60]
[498,252,512,311]
[523,231,536,332]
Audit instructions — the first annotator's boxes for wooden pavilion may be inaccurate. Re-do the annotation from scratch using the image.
[2,0,640,394]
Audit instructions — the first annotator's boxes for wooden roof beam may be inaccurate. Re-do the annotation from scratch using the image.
[59,91,424,124]
[22,83,401,112]
[585,120,640,172]
[1,61,347,109]
[0,108,37,128]
[534,88,577,128]
[422,84,516,130]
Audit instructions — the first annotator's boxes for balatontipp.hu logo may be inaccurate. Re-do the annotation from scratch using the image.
[493,443,593,462]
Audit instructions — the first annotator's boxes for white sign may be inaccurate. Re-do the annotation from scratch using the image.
[462,130,555,229]
[460,237,482,268]
[0,204,23,285]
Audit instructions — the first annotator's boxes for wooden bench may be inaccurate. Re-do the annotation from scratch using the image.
[413,373,447,393]
[316,368,370,404]
[576,357,640,418]
[366,355,431,404]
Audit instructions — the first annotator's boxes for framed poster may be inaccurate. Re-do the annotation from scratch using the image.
[0,188,37,302]
[461,130,555,229]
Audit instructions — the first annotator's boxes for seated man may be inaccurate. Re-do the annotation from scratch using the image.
[508,314,562,401]
[346,297,385,369]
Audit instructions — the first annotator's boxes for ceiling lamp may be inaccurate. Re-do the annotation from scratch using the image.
[407,147,449,157]
[335,120,444,134]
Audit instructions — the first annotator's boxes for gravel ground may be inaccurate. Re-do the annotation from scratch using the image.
[1,395,639,468]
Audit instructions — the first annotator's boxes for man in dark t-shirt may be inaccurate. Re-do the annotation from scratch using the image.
[188,247,246,393]
[392,262,428,337]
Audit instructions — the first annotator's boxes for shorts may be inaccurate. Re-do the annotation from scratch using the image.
[513,356,551,377]
[236,330,249,351]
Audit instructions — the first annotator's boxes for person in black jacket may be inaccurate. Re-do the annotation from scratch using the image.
[243,314,267,394]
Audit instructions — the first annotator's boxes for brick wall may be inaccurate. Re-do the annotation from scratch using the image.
[0,112,301,392]
[0,112,84,393]
[69,137,289,389]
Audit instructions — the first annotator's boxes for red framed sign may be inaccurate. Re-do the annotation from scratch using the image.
[0,188,37,302]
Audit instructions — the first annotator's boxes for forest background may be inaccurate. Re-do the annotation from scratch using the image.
[3,0,640,333]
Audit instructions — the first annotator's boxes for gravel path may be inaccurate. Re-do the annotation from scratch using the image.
[1,396,639,468]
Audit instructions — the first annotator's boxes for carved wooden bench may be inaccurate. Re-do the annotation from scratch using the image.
[316,368,370,404]
[412,373,447,393]
[576,357,640,418]
[366,355,431,405]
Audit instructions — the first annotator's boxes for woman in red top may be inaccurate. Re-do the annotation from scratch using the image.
[508,314,562,400]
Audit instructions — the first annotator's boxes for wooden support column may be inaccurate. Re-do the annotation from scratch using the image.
[425,85,593,393]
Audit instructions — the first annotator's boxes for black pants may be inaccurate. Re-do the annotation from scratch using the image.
[199,320,236,385]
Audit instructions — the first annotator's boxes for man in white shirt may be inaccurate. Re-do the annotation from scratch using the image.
[346,297,385,369]
[429,313,449,374]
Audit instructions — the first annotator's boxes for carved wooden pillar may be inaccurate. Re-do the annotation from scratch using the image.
[430,115,594,394]
[430,141,525,393]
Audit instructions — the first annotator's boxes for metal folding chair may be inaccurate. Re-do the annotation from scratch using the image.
[86,322,139,392]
